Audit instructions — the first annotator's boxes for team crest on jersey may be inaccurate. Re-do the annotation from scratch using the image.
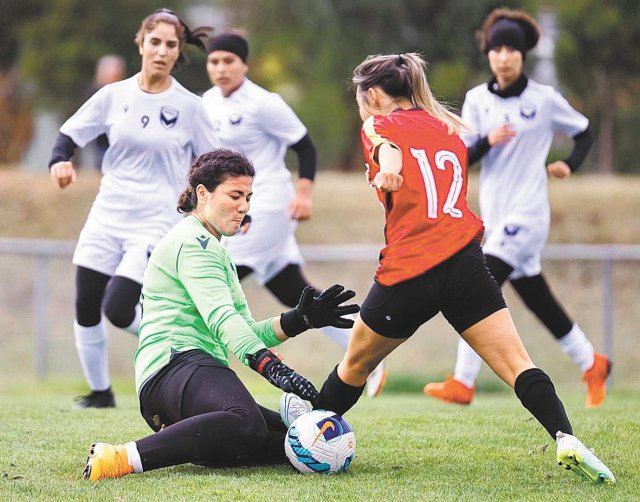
[229,113,242,125]
[519,103,537,120]
[160,106,179,128]
[503,224,521,237]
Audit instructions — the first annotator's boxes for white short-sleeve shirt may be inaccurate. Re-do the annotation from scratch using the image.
[461,78,588,231]
[61,74,219,238]
[201,78,307,214]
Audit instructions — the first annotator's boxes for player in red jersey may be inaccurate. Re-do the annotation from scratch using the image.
[359,96,483,286]
[311,52,614,483]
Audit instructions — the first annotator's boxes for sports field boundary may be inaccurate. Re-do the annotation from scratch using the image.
[2,237,640,378]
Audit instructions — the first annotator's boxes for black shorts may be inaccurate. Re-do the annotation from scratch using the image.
[139,349,231,432]
[360,240,506,338]
[136,349,288,469]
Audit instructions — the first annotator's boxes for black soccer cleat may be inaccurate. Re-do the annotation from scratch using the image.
[73,388,116,409]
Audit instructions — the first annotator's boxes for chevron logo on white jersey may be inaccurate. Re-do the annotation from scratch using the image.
[520,103,537,120]
[160,106,179,128]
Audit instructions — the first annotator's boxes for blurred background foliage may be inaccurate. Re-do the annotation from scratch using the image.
[554,0,640,174]
[1,0,639,172]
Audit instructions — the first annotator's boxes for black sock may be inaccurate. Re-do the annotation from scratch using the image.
[317,365,365,416]
[514,368,573,439]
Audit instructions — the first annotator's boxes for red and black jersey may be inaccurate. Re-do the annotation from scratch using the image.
[360,108,483,286]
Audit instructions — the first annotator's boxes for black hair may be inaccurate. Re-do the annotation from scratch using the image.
[178,149,255,213]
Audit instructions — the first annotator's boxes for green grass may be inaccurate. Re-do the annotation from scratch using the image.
[2,171,640,499]
[1,381,637,501]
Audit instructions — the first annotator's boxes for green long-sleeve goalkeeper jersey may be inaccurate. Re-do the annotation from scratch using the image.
[134,215,282,393]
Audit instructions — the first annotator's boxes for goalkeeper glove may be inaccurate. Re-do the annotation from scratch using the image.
[280,284,359,337]
[247,348,319,404]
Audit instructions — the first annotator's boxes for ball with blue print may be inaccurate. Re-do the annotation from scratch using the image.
[284,409,356,474]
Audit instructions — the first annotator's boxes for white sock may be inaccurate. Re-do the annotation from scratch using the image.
[558,323,595,372]
[319,326,350,349]
[124,303,142,336]
[74,320,110,391]
[125,441,143,473]
[453,337,482,388]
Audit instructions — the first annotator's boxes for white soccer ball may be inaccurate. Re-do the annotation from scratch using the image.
[284,409,356,474]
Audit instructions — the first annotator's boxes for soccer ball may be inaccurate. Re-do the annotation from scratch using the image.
[284,409,356,474]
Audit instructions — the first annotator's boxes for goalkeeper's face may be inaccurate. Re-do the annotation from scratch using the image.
[197,175,253,239]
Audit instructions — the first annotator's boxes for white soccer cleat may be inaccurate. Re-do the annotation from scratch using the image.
[556,431,615,483]
[280,392,313,428]
[366,359,387,398]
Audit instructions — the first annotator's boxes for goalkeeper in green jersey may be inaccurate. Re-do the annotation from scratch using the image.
[83,149,359,480]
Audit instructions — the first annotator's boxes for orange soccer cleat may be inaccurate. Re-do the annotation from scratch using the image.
[423,376,475,405]
[83,443,134,481]
[583,353,612,408]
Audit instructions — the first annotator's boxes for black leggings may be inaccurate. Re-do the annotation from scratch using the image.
[137,351,287,471]
[237,263,310,308]
[484,255,573,338]
[75,266,141,328]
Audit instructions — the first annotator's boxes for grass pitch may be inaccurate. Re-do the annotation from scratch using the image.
[2,171,639,499]
[1,381,637,501]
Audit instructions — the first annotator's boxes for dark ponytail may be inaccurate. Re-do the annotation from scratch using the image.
[177,186,198,213]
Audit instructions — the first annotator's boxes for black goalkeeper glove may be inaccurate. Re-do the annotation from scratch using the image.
[280,284,360,337]
[247,348,319,404]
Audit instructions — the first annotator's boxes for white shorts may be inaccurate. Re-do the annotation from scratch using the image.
[73,220,158,284]
[482,218,549,280]
[221,210,304,285]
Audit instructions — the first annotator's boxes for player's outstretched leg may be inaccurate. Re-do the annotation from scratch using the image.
[322,317,388,399]
[83,443,134,481]
[280,393,313,428]
[556,432,615,483]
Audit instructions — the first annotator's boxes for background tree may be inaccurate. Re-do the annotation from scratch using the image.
[18,0,203,115]
[10,0,637,172]
[221,0,529,169]
[0,0,42,164]
[555,0,640,173]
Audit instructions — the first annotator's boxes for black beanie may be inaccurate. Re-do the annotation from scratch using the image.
[485,18,527,55]
[207,32,249,62]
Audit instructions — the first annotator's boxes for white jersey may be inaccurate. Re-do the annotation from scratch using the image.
[61,74,219,238]
[201,78,307,213]
[461,78,588,231]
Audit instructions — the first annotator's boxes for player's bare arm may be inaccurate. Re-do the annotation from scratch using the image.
[374,142,403,192]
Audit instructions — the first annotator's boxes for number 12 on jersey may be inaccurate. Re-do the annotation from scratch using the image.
[410,148,464,219]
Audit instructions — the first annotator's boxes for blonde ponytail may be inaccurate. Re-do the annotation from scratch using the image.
[353,52,470,135]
